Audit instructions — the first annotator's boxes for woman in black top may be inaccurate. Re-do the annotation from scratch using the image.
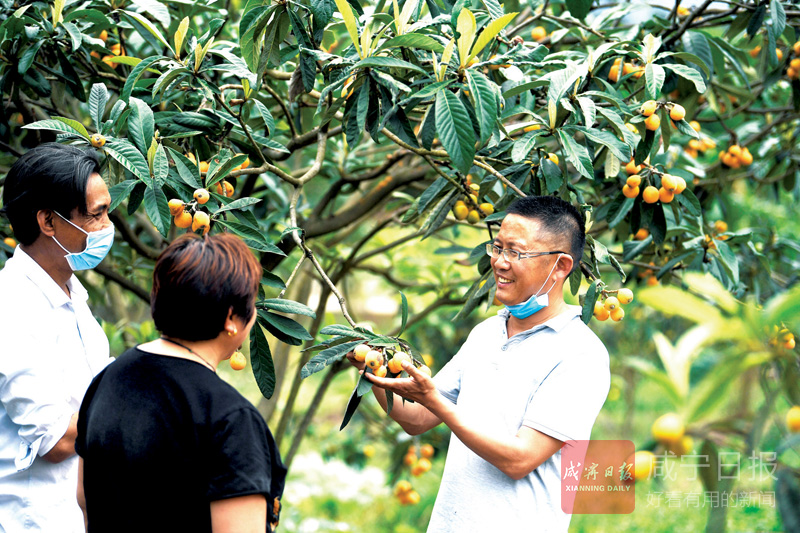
[76,233,286,532]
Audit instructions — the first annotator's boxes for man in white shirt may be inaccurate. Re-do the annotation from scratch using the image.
[0,143,115,532]
[351,195,610,532]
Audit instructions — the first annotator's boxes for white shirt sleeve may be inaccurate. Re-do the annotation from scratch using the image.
[521,349,610,443]
[0,313,78,469]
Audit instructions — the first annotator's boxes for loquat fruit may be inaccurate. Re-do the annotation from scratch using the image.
[642,185,660,204]
[192,211,210,235]
[193,188,210,204]
[230,351,247,370]
[174,211,193,228]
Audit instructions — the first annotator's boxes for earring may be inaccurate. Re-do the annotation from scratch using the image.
[228,327,238,337]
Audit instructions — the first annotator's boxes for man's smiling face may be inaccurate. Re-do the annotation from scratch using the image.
[491,214,565,306]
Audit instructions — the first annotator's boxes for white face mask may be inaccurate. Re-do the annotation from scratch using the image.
[51,211,114,271]
[504,253,564,319]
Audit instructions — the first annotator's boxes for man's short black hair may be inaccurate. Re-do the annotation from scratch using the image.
[0,143,101,245]
[505,195,585,273]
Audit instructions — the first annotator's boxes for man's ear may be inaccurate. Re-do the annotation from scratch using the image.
[554,253,574,282]
[36,209,56,237]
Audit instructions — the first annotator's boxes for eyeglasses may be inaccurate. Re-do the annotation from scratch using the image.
[485,243,567,262]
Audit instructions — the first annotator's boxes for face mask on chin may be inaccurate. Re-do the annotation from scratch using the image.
[504,253,564,319]
[51,211,115,271]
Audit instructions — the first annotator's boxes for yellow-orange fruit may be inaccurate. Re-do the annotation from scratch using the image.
[168,199,184,216]
[593,301,610,321]
[642,185,660,204]
[658,187,674,203]
[626,175,642,188]
[174,211,193,228]
[673,176,687,194]
[229,351,247,370]
[622,184,639,199]
[644,114,661,131]
[661,174,677,192]
[353,344,370,362]
[193,188,210,204]
[531,26,547,42]
[617,288,634,304]
[669,104,685,121]
[640,100,658,117]
[365,349,384,371]
[192,211,210,235]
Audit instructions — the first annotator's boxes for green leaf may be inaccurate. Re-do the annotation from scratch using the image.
[333,0,362,58]
[564,0,592,21]
[340,374,365,430]
[637,285,723,326]
[120,10,172,55]
[104,139,151,183]
[250,322,276,398]
[352,56,426,74]
[466,70,499,143]
[18,41,43,75]
[143,184,171,238]
[663,63,707,93]
[108,179,140,213]
[467,11,517,64]
[541,158,563,193]
[435,90,476,174]
[557,130,594,180]
[770,0,786,40]
[623,356,683,407]
[128,97,154,157]
[302,339,363,378]
[581,280,598,324]
[166,148,202,188]
[320,324,361,337]
[258,298,317,318]
[573,126,631,162]
[88,83,109,133]
[511,131,543,163]
[398,291,409,335]
[51,117,90,140]
[121,56,165,103]
[214,197,262,215]
[239,5,274,72]
[259,310,313,344]
[644,62,665,100]
[22,119,85,137]
[379,34,444,52]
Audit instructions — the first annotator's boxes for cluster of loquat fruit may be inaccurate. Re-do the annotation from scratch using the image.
[622,156,687,205]
[89,31,125,69]
[786,41,800,80]
[608,58,644,83]
[352,343,431,379]
[168,189,214,235]
[718,143,753,169]
[452,177,495,225]
[625,412,692,483]
[684,121,717,158]
[393,443,435,505]
[767,325,796,351]
[750,41,800,80]
[593,288,634,322]
[703,219,730,250]
[393,479,420,506]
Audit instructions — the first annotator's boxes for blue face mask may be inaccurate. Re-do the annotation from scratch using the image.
[505,254,563,319]
[52,211,115,271]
